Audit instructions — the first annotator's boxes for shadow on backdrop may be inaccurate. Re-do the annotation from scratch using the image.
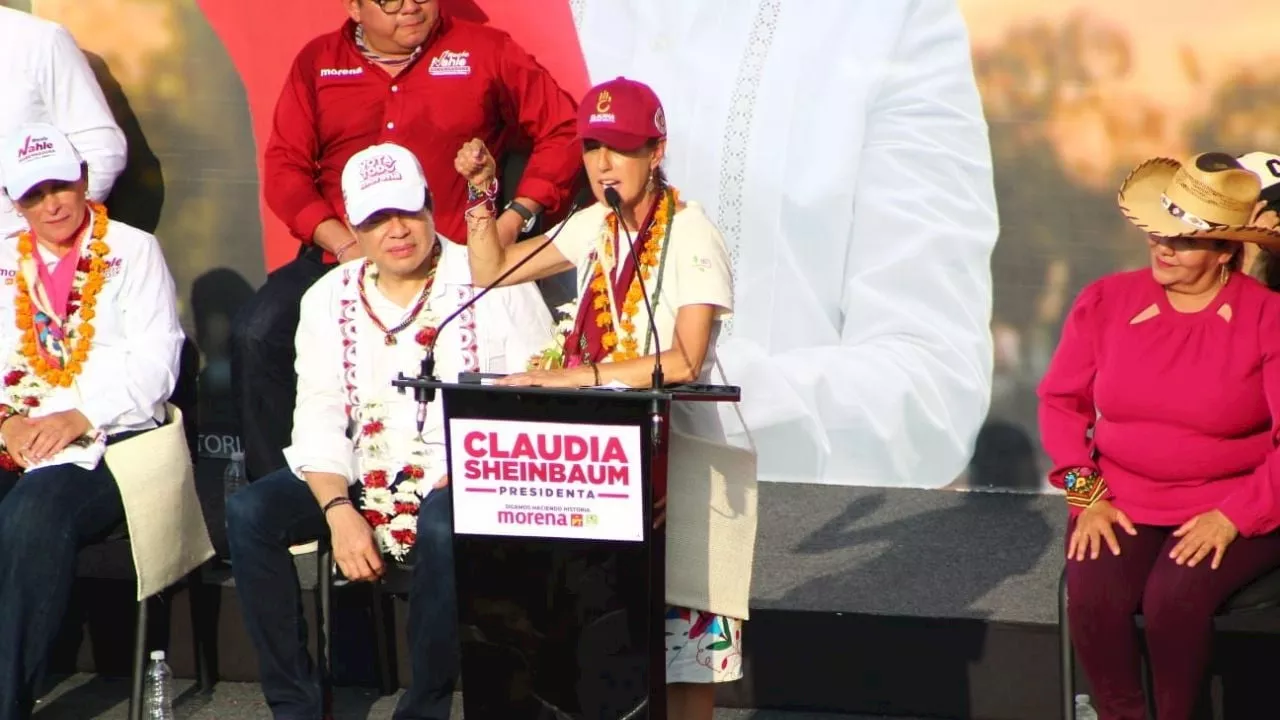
[87,51,165,235]
[192,268,256,430]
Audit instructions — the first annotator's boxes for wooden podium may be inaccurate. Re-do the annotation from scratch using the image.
[392,374,739,720]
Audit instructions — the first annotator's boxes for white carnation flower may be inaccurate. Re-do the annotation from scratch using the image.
[389,513,417,532]
[363,487,394,511]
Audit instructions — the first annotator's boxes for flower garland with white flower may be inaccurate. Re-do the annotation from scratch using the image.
[0,203,111,470]
[527,300,581,371]
[339,257,452,562]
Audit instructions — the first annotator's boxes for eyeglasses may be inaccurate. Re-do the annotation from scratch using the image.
[371,0,429,14]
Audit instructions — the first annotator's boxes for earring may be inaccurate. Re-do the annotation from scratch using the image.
[1221,264,1230,285]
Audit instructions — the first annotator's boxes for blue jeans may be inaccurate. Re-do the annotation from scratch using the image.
[0,462,126,720]
[226,468,458,720]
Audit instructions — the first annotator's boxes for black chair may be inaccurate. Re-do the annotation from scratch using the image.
[304,540,398,716]
[1058,565,1280,720]
[87,524,212,720]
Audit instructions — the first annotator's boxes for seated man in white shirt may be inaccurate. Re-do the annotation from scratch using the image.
[0,7,127,239]
[226,142,553,720]
[0,123,182,720]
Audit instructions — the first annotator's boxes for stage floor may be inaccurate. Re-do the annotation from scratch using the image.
[749,484,1065,624]
[33,674,929,720]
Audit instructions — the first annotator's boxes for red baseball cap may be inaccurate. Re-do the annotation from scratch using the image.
[577,77,667,152]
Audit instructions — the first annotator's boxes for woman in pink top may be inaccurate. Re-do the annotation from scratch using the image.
[1040,152,1280,720]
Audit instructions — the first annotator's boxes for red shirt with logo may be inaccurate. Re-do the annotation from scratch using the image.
[264,16,581,256]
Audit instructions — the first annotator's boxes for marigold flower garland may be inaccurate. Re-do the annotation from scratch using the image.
[0,203,110,470]
[15,202,110,389]
[532,188,677,370]
[603,195,668,360]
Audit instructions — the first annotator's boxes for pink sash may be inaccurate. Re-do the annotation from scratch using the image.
[21,215,90,371]
[34,237,84,321]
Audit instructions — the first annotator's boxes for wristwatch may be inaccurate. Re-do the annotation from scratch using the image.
[504,200,537,234]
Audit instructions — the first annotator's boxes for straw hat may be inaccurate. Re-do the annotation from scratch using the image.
[1117,152,1280,246]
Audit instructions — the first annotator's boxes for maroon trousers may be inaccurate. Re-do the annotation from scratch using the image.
[1066,521,1280,720]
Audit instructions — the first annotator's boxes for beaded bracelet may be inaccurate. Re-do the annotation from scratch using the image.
[467,177,499,202]
[0,404,21,447]
[0,405,24,473]
[323,496,353,514]
[333,239,357,261]
[466,177,500,214]
[1064,467,1108,509]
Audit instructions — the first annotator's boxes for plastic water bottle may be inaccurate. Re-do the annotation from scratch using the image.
[224,450,247,506]
[144,650,174,719]
[1075,694,1099,720]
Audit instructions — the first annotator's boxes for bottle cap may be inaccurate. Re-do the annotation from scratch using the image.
[150,650,165,660]
[230,451,245,461]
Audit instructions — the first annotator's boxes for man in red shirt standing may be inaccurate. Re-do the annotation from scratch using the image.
[230,0,579,483]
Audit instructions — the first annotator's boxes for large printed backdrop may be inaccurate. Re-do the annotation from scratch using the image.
[6,0,1279,491]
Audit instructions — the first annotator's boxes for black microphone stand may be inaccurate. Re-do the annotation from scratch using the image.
[603,187,664,391]
[397,198,586,435]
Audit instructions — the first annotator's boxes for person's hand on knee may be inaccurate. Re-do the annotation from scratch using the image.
[1169,509,1238,569]
[1068,500,1137,561]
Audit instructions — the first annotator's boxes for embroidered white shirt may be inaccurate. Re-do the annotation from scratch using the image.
[0,8,127,237]
[574,0,999,487]
[0,214,184,453]
[284,238,554,485]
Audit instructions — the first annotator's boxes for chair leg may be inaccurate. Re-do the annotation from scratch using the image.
[1059,568,1074,720]
[187,568,216,693]
[370,581,395,695]
[318,548,333,714]
[129,597,148,720]
[1141,652,1156,720]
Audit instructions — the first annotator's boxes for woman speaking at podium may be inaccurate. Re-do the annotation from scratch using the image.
[456,76,755,720]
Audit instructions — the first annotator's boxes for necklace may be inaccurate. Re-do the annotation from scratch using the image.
[356,249,439,346]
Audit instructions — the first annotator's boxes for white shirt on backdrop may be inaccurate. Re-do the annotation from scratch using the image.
[285,238,554,484]
[572,0,999,488]
[0,7,127,237]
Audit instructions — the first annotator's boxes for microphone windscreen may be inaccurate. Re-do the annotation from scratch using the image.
[603,186,622,209]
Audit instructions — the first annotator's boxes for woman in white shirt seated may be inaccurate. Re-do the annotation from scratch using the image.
[0,123,182,718]
[456,77,754,720]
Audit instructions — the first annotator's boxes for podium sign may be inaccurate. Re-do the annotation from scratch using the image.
[449,418,646,543]
[386,375,741,720]
[439,383,669,720]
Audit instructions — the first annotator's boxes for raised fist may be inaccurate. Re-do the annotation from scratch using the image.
[455,138,497,191]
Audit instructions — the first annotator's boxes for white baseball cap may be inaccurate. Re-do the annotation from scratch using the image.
[341,143,429,226]
[0,122,84,200]
[1238,151,1280,206]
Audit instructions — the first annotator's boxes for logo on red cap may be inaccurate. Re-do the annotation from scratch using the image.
[590,89,616,125]
[359,154,402,190]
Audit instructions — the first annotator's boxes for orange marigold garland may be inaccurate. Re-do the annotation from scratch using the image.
[14,202,110,389]
[589,187,677,363]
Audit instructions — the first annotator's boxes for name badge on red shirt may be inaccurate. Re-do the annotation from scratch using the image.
[428,50,472,77]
